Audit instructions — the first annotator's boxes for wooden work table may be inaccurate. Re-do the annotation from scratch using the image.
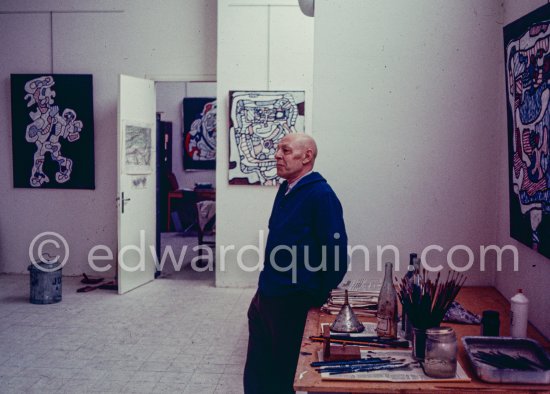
[294,286,550,393]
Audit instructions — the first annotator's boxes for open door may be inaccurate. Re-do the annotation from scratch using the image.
[117,74,157,294]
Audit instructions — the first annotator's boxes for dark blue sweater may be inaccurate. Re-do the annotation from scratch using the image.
[258,172,348,305]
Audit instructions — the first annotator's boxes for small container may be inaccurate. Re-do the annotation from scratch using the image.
[424,327,457,378]
[481,310,500,336]
[510,289,529,338]
[412,327,427,360]
[28,259,62,304]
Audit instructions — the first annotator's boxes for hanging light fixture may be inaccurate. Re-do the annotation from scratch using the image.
[298,0,315,17]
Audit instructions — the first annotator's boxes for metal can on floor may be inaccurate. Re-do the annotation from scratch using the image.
[28,259,62,304]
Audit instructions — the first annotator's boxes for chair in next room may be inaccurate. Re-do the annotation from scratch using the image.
[196,200,216,262]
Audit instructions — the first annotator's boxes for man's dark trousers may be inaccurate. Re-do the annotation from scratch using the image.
[243,291,312,394]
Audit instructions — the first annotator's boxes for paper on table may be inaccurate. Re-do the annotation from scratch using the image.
[319,349,471,383]
[322,279,381,317]
[338,278,382,292]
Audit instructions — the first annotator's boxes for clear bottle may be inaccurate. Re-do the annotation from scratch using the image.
[376,261,398,338]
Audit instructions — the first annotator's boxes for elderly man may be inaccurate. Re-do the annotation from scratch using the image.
[244,133,349,394]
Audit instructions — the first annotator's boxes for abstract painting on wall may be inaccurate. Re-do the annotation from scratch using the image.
[183,98,216,170]
[504,3,550,258]
[10,74,95,189]
[228,91,305,185]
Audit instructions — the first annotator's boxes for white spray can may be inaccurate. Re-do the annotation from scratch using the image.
[510,289,529,338]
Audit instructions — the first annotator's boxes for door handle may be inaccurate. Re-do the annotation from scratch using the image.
[119,192,131,214]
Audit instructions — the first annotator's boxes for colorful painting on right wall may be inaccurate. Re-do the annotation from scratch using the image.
[504,3,550,258]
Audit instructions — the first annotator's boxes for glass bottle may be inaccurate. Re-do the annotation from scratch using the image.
[402,253,419,339]
[402,253,417,323]
[376,261,398,338]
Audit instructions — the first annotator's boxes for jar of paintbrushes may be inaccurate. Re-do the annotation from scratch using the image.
[396,269,466,361]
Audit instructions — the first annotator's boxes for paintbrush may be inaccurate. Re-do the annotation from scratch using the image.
[396,269,467,329]
[321,362,413,375]
[311,356,404,368]
[309,336,409,348]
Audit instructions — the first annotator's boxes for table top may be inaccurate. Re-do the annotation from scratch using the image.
[294,286,550,393]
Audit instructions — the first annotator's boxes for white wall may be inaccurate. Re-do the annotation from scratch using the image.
[311,0,503,285]
[216,0,314,287]
[496,0,550,339]
[312,0,550,338]
[0,0,217,275]
[156,82,216,190]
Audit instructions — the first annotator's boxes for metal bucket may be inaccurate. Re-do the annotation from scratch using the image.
[28,260,62,304]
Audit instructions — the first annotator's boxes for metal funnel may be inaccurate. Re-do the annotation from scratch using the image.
[330,290,365,333]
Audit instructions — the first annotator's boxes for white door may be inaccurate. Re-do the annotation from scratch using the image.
[117,74,157,294]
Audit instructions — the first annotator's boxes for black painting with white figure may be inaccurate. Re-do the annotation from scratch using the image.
[11,74,95,189]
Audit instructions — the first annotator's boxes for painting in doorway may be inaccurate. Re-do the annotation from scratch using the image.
[504,3,550,258]
[183,98,216,170]
[10,74,95,189]
[229,91,305,185]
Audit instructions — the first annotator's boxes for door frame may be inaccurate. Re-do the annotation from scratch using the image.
[151,75,217,278]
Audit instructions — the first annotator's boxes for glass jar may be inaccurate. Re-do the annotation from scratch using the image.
[424,327,457,378]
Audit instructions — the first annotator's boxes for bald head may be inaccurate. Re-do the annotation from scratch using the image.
[275,133,318,183]
[281,133,318,159]
[292,133,317,159]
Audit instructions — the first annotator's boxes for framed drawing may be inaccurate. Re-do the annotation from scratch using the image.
[504,3,550,257]
[124,121,153,175]
[183,98,216,170]
[228,90,305,185]
[10,74,95,189]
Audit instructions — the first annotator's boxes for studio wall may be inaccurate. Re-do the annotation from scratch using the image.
[310,0,549,338]
[312,0,503,285]
[216,0,314,287]
[0,0,217,275]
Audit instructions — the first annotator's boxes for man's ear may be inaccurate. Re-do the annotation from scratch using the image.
[302,148,313,164]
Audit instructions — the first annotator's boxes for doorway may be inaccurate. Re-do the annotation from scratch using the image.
[155,81,216,282]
